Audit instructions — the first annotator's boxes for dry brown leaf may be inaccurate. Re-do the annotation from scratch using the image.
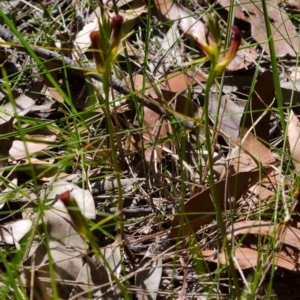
[218,0,299,56]
[233,132,275,173]
[227,221,300,250]
[132,71,206,98]
[203,221,300,272]
[288,110,300,171]
[284,0,300,9]
[159,71,207,94]
[203,247,258,269]
[204,246,300,272]
[132,73,203,117]
[170,168,271,238]
[130,108,171,163]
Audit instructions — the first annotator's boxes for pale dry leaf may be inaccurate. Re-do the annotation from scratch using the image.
[288,109,300,171]
[208,93,244,143]
[154,0,206,43]
[0,94,35,124]
[155,0,256,71]
[47,181,96,220]
[9,135,57,160]
[103,0,143,9]
[135,244,162,300]
[148,21,182,76]
[0,219,32,245]
[25,209,85,299]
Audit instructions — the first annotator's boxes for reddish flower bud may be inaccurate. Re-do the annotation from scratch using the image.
[90,30,105,73]
[111,15,123,41]
[110,14,124,57]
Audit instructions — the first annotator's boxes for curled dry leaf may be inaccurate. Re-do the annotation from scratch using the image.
[0,93,35,124]
[288,110,300,171]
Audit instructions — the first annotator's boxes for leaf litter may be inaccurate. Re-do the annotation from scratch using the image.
[0,0,299,299]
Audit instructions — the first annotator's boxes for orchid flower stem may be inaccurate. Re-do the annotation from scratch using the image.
[203,63,241,298]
